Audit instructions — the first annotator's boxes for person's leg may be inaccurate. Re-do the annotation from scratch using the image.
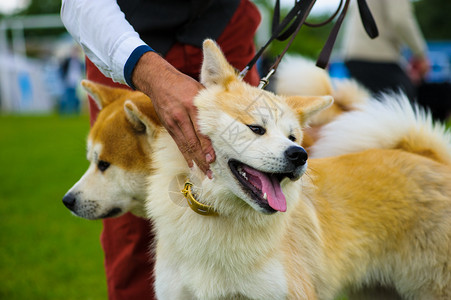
[101,214,155,300]
[345,60,416,100]
[345,60,389,95]
[388,64,417,101]
[67,87,78,114]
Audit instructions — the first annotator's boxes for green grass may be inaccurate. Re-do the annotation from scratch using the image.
[0,114,107,299]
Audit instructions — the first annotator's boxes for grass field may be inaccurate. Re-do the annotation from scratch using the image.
[0,114,107,299]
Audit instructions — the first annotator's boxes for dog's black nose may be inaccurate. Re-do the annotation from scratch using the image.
[285,146,308,167]
[62,193,76,210]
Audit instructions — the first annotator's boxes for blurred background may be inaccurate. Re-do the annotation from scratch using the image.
[1,0,450,116]
[0,0,450,299]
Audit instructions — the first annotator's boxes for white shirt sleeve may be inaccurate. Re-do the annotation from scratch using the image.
[61,0,148,84]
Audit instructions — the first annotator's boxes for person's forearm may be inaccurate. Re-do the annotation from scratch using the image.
[61,0,148,84]
[131,52,177,95]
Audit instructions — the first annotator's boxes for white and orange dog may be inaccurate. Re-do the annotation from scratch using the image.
[62,81,160,219]
[145,40,451,299]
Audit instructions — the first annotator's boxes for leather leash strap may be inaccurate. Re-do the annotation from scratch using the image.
[239,0,379,89]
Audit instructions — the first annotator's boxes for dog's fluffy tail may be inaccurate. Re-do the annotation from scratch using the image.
[310,93,451,165]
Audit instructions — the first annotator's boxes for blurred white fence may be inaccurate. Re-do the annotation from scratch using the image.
[0,14,65,113]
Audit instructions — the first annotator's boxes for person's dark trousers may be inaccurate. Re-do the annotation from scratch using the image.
[345,59,416,101]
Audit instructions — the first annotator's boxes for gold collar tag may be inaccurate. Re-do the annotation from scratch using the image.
[181,181,218,216]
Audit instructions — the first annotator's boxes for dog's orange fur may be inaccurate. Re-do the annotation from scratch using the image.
[82,81,161,172]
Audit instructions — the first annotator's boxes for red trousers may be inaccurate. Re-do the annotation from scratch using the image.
[86,1,260,299]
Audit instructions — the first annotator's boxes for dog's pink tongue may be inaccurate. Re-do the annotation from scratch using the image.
[243,165,287,212]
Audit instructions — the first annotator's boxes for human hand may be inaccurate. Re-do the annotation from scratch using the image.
[132,51,215,178]
[408,56,430,84]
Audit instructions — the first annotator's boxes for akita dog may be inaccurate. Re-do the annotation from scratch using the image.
[62,80,160,219]
[145,40,451,299]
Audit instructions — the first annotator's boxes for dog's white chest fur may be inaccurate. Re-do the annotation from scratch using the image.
[154,242,288,299]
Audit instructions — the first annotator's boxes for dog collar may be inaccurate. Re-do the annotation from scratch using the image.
[181,181,218,216]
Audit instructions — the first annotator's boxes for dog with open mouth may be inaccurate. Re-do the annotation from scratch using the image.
[145,40,451,300]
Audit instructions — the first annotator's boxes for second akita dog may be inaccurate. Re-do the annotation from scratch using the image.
[62,81,161,219]
[145,40,451,299]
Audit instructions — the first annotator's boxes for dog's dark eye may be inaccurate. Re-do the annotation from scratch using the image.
[288,134,296,142]
[247,125,266,135]
[98,160,110,172]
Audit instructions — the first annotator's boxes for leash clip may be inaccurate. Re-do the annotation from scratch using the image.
[258,68,276,89]
[238,66,249,81]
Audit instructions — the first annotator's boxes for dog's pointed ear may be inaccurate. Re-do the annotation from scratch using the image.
[124,100,159,136]
[200,39,237,88]
[286,95,334,126]
[81,80,126,109]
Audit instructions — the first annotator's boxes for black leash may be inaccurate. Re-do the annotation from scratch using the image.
[239,0,379,89]
[238,0,314,84]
